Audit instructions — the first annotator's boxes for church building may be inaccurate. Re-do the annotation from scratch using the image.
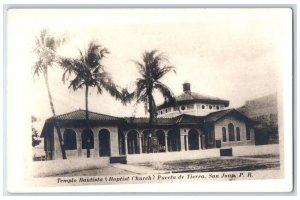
[41,83,255,164]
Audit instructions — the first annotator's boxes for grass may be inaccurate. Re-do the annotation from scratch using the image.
[50,166,136,177]
[136,154,280,173]
[34,154,280,177]
[240,154,280,159]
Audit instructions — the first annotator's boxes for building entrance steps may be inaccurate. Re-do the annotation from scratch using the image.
[111,163,168,174]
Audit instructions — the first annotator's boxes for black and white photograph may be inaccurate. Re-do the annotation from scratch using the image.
[6,7,293,192]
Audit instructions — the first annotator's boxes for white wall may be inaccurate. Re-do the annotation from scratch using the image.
[215,115,255,147]
[107,126,119,157]
[127,144,279,164]
[126,149,220,164]
[232,144,279,156]
[52,125,120,160]
[32,157,109,177]
[158,103,226,118]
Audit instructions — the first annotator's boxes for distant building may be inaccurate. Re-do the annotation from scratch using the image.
[238,93,278,145]
[157,83,229,118]
[41,83,255,163]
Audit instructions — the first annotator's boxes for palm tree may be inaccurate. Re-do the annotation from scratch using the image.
[60,41,123,158]
[128,50,176,153]
[32,29,67,159]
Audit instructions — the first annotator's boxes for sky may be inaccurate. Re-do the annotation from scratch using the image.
[7,8,292,130]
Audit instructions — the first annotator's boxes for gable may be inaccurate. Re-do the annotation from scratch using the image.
[205,109,254,125]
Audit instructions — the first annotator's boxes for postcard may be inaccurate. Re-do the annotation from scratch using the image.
[6,7,293,193]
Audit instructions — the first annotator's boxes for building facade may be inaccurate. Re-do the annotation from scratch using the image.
[41,83,255,163]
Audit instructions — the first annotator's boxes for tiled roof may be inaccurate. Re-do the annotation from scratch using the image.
[204,109,253,123]
[48,109,120,121]
[45,108,252,125]
[41,110,121,138]
[176,91,227,102]
[124,114,204,125]
[157,91,229,110]
[205,109,234,122]
[175,114,204,124]
[124,117,175,125]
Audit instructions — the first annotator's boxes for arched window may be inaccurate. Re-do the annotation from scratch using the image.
[236,127,241,141]
[82,129,94,149]
[246,127,251,140]
[127,130,139,154]
[228,123,235,141]
[99,129,110,157]
[167,130,180,152]
[222,127,227,142]
[63,129,77,150]
[188,129,200,150]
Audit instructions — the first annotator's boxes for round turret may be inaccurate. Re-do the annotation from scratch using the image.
[157,83,230,118]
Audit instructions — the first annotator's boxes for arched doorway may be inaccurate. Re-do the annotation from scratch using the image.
[81,129,94,149]
[127,130,139,154]
[118,130,125,155]
[167,130,181,152]
[99,129,110,157]
[156,130,166,152]
[63,129,77,150]
[188,129,199,150]
[142,130,151,153]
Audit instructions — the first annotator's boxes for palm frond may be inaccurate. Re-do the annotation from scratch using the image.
[98,74,123,100]
[154,65,176,80]
[133,60,146,75]
[154,81,176,105]
[69,75,84,91]
[59,39,118,115]
[78,48,86,65]
[32,59,44,77]
[86,41,110,69]
[121,88,136,104]
[136,79,147,97]
[136,92,149,115]
[96,84,103,94]
[99,48,110,57]
[131,49,177,118]
[32,29,66,78]
[59,58,76,83]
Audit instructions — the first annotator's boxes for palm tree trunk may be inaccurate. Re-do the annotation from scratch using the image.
[44,69,67,159]
[148,90,154,153]
[85,84,91,158]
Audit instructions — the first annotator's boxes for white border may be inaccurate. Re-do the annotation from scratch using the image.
[2,0,297,196]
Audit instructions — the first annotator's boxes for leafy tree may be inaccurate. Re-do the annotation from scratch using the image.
[32,126,42,147]
[126,50,176,152]
[60,41,124,157]
[32,29,67,159]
